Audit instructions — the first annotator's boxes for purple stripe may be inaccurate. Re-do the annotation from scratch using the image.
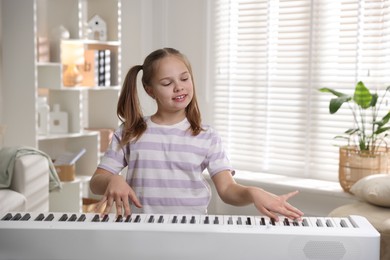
[139,196,210,207]
[129,160,202,171]
[131,178,206,189]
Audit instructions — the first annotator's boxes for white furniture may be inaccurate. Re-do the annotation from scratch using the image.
[0,154,50,213]
[2,0,121,181]
[0,212,380,260]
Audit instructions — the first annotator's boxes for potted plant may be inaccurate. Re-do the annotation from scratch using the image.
[319,81,390,192]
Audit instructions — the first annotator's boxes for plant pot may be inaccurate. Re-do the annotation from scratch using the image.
[339,146,390,193]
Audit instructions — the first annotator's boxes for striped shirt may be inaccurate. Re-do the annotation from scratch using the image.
[98,117,234,214]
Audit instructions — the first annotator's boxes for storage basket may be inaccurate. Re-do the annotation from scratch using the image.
[339,146,390,192]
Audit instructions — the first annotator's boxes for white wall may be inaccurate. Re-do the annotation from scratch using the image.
[1,0,37,147]
[0,0,3,125]
[122,0,211,124]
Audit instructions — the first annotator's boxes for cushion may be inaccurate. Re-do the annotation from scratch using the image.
[329,202,390,260]
[0,190,26,212]
[350,173,390,207]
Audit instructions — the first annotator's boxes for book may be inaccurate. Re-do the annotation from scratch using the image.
[81,49,111,87]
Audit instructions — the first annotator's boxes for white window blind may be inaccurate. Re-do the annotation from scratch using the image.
[211,0,390,181]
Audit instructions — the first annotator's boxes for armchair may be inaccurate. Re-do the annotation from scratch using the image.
[0,147,61,213]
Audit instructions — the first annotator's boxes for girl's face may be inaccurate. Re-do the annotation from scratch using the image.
[147,56,194,114]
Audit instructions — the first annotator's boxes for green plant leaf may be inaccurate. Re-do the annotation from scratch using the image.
[345,128,358,135]
[370,93,378,107]
[359,139,368,151]
[319,87,351,114]
[353,81,372,109]
[375,126,390,135]
[319,87,346,97]
[375,111,390,127]
[329,96,351,114]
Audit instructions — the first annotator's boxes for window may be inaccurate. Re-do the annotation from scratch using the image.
[210,0,390,181]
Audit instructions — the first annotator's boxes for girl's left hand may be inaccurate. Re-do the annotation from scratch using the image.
[249,188,303,221]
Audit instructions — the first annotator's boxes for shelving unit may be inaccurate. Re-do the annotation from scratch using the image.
[34,0,122,211]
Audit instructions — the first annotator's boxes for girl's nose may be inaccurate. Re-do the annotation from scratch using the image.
[174,83,184,92]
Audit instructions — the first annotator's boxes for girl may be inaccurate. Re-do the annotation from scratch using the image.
[90,48,303,221]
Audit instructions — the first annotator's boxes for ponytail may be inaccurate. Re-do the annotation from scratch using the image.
[117,65,147,146]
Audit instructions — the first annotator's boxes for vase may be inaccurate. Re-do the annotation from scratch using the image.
[339,146,390,193]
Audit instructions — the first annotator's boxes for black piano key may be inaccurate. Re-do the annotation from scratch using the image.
[134,215,141,223]
[172,216,178,223]
[227,217,233,225]
[59,214,68,222]
[21,213,31,221]
[259,217,266,226]
[237,217,242,225]
[157,215,164,223]
[180,216,187,224]
[77,214,86,222]
[283,218,290,226]
[125,215,132,222]
[213,216,219,224]
[270,218,276,226]
[1,213,13,220]
[316,219,323,227]
[302,218,309,226]
[68,214,77,222]
[44,214,54,221]
[102,215,109,222]
[246,217,252,225]
[204,216,209,224]
[11,213,22,221]
[326,219,333,227]
[292,220,299,226]
[92,214,100,222]
[190,216,196,224]
[116,215,123,222]
[148,215,155,223]
[35,213,45,221]
[340,219,348,228]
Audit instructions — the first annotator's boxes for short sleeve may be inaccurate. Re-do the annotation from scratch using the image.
[204,128,235,177]
[98,127,128,174]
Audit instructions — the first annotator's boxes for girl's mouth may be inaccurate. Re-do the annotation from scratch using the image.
[173,94,187,101]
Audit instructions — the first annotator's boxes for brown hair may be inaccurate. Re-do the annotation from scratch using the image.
[117,48,203,146]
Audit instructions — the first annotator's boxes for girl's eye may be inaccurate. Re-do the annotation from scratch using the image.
[162,82,171,86]
[181,77,189,82]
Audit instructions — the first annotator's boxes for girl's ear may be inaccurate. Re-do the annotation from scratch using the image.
[145,86,155,99]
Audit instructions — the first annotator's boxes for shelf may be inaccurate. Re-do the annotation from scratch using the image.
[37,130,99,141]
[62,39,120,47]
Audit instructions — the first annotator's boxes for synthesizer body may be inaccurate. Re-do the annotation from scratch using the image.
[0,212,380,260]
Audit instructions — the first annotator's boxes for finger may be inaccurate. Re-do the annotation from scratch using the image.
[256,205,279,222]
[115,196,123,217]
[285,202,304,216]
[94,196,107,213]
[122,196,131,217]
[129,191,142,209]
[283,190,299,200]
[279,204,303,220]
[103,195,114,216]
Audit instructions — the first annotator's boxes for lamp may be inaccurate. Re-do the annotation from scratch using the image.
[61,41,84,87]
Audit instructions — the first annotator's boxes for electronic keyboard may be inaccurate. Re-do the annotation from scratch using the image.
[0,212,380,260]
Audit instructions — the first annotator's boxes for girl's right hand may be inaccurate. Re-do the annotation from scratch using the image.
[94,174,142,217]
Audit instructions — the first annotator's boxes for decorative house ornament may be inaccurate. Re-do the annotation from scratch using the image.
[87,15,107,41]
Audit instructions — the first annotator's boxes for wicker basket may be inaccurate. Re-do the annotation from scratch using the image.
[339,146,390,192]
